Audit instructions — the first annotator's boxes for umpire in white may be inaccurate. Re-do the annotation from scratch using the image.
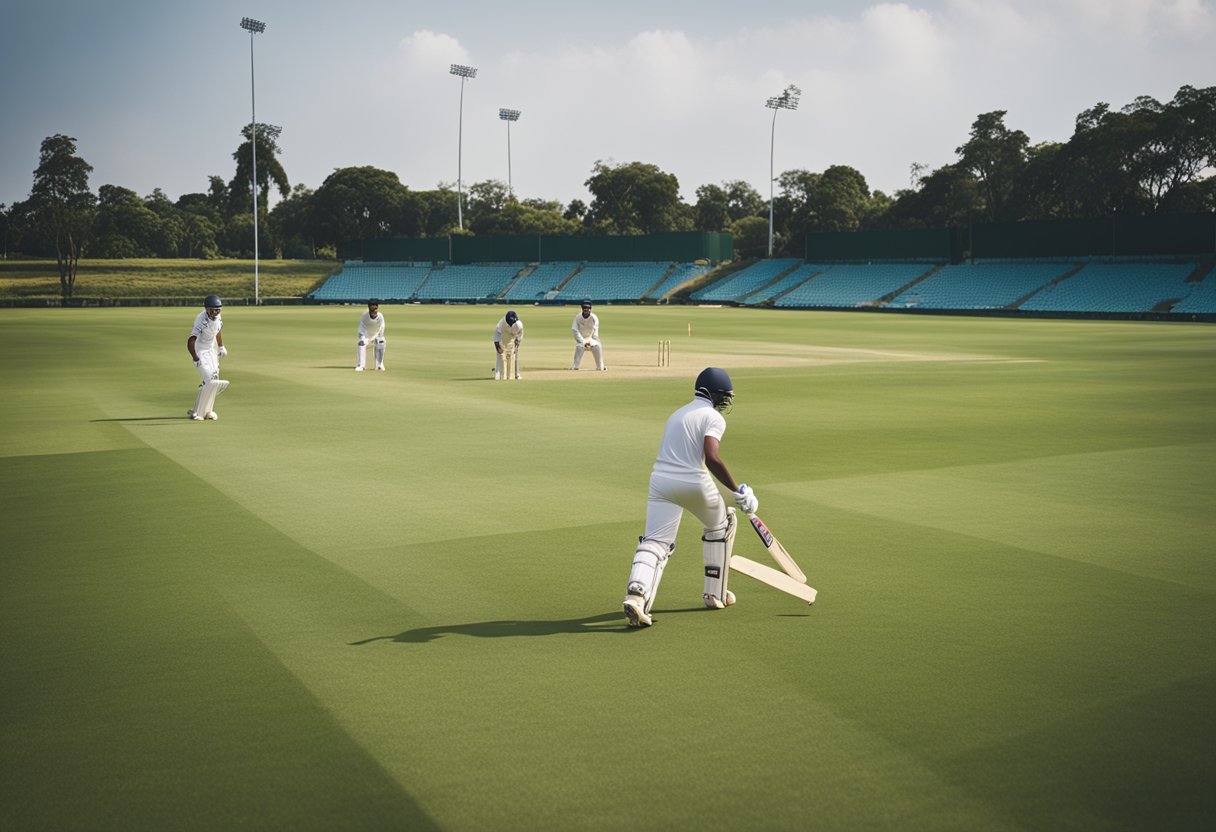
[623,368,758,628]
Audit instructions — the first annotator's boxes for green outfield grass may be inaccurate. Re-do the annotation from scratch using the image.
[2,305,1213,831]
[0,258,339,299]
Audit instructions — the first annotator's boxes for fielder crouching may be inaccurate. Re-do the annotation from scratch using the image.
[355,298,386,371]
[623,367,759,628]
[186,294,229,421]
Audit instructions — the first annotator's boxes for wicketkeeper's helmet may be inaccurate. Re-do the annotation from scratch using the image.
[204,294,223,309]
[581,298,592,309]
[694,367,734,413]
[505,310,518,325]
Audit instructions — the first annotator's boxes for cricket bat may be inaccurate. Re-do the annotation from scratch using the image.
[730,555,817,605]
[747,513,807,583]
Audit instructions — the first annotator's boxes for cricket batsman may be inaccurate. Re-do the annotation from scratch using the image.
[570,298,605,370]
[186,294,228,421]
[355,299,386,371]
[493,309,523,380]
[623,367,759,628]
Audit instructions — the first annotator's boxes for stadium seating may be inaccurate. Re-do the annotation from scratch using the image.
[311,262,432,302]
[889,262,1071,310]
[647,262,711,300]
[691,259,801,302]
[1019,262,1196,313]
[503,262,579,302]
[1170,276,1216,314]
[774,263,932,308]
[414,263,523,301]
[553,262,673,302]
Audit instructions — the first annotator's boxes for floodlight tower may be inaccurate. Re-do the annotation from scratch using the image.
[499,108,521,198]
[450,63,479,230]
[765,84,801,257]
[240,16,266,303]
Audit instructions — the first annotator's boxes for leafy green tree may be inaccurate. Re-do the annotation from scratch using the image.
[880,163,983,229]
[722,180,765,221]
[183,214,219,259]
[269,184,319,258]
[310,166,422,247]
[584,160,689,234]
[956,111,1030,221]
[563,199,587,224]
[730,215,771,259]
[92,185,150,257]
[227,123,290,216]
[28,134,96,298]
[694,184,730,231]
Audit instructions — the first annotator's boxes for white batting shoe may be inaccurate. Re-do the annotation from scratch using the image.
[355,366,364,372]
[188,410,203,421]
[623,594,652,628]
[205,411,219,421]
[703,590,737,609]
[376,364,385,371]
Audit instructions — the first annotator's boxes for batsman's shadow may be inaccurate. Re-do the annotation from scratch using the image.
[351,609,701,644]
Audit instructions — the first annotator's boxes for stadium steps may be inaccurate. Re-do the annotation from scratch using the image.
[500,264,535,300]
[1184,257,1215,283]
[736,260,805,304]
[877,263,945,305]
[1006,263,1085,309]
[762,265,828,306]
[641,263,678,300]
[554,263,584,293]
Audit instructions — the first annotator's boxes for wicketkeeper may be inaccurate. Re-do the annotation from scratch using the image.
[186,294,228,421]
[570,298,605,370]
[355,299,386,372]
[623,368,759,628]
[494,309,523,380]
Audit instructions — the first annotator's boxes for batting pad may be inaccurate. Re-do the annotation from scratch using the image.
[199,379,230,414]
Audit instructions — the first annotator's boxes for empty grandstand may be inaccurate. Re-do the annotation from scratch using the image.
[1019,262,1197,313]
[311,262,432,302]
[504,262,579,302]
[552,262,673,303]
[774,263,935,308]
[889,262,1072,310]
[690,259,801,302]
[648,262,711,300]
[414,263,523,301]
[1171,274,1216,314]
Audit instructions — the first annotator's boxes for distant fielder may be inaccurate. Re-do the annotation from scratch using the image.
[622,367,758,628]
[186,294,229,421]
[494,309,523,380]
[355,299,386,371]
[570,298,605,371]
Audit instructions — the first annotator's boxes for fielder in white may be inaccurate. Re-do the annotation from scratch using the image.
[493,309,523,380]
[355,299,386,371]
[570,298,605,370]
[623,368,759,628]
[186,294,229,421]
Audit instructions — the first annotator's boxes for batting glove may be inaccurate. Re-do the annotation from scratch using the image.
[734,483,758,514]
[358,339,366,347]
[218,346,228,358]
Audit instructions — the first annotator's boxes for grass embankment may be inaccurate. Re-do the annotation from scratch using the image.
[0,258,341,299]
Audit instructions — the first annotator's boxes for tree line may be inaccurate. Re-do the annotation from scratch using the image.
[2,84,1212,298]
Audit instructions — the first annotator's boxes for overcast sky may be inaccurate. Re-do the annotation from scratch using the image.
[2,0,1212,212]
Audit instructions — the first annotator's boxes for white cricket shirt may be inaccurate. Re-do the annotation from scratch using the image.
[358,311,385,339]
[495,318,524,344]
[652,397,726,480]
[572,311,599,342]
[191,310,222,352]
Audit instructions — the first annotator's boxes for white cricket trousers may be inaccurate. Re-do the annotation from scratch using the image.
[195,349,220,384]
[644,472,728,545]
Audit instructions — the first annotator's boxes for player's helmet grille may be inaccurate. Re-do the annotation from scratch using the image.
[694,367,734,413]
[505,310,518,325]
[204,294,223,309]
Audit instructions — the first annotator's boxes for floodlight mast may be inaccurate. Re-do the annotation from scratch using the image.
[765,84,801,257]
[240,16,266,303]
[499,109,521,198]
[450,64,478,230]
